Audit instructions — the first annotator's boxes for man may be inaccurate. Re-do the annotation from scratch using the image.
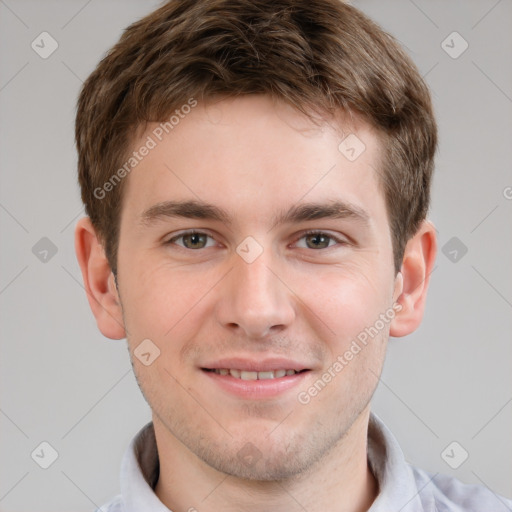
[74,1,511,511]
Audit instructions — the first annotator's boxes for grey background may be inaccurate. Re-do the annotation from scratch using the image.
[0,0,511,511]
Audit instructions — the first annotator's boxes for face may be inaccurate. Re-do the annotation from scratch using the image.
[115,96,401,480]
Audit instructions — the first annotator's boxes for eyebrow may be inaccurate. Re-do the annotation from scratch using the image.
[139,199,370,228]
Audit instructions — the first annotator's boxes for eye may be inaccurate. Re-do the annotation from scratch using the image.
[165,230,346,251]
[295,231,345,250]
[166,231,216,249]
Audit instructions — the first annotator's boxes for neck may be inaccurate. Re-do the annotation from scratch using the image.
[154,409,378,512]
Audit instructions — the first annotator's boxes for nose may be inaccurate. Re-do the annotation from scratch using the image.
[215,249,296,339]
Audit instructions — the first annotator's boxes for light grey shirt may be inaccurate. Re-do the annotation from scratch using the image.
[96,413,512,512]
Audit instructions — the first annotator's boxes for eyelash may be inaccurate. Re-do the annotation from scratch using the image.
[297,230,348,249]
[165,229,348,250]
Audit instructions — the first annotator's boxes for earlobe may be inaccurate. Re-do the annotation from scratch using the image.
[74,217,126,340]
[389,220,437,338]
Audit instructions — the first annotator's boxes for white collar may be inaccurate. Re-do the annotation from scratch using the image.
[120,412,429,512]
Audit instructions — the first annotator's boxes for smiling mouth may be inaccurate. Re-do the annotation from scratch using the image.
[202,368,310,380]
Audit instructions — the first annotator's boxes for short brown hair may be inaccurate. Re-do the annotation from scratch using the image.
[76,0,437,275]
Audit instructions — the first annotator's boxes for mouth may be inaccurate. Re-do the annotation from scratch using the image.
[202,368,309,380]
[200,360,312,399]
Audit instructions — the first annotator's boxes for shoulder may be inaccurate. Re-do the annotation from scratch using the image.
[95,494,124,512]
[411,465,512,512]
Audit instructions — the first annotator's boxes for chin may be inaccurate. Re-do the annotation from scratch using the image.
[203,448,312,481]
[193,428,336,482]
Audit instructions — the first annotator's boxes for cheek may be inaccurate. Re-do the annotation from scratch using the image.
[121,259,220,351]
[298,262,391,342]
[123,255,177,308]
[298,267,391,404]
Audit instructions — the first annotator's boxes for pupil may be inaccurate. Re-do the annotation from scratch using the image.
[185,233,205,248]
[307,234,329,249]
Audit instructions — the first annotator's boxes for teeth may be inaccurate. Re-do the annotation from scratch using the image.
[240,371,258,380]
[215,369,299,380]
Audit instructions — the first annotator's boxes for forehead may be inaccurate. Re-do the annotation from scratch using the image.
[121,95,387,230]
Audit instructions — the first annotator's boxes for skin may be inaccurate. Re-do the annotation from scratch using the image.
[75,95,436,512]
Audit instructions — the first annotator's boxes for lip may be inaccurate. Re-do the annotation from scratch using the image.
[202,367,311,399]
[201,357,310,373]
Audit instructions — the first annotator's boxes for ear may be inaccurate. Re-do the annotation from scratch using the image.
[74,217,126,339]
[389,220,437,337]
